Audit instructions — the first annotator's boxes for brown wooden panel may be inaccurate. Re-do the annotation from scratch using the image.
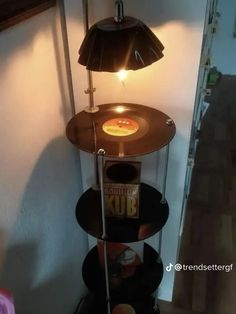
[0,0,56,31]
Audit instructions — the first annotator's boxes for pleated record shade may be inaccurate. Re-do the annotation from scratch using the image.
[78,16,164,72]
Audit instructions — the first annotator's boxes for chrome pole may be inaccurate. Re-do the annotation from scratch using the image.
[82,0,98,113]
[92,122,100,190]
[93,154,100,190]
[154,143,171,311]
[82,0,99,189]
[97,149,111,314]
[161,144,170,204]
[58,0,76,116]
[153,224,163,312]
[153,226,163,311]
[82,0,89,33]
[114,0,124,22]
[97,148,107,239]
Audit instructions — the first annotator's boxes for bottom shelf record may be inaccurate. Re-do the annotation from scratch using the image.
[80,294,160,314]
[82,243,163,301]
[76,182,169,242]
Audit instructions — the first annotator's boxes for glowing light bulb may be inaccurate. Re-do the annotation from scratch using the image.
[117,69,128,82]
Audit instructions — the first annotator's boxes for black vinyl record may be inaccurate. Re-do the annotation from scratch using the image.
[76,183,169,243]
[82,243,163,301]
[81,295,160,314]
[66,103,175,157]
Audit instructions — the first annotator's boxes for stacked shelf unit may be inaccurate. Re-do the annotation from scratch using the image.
[66,102,176,314]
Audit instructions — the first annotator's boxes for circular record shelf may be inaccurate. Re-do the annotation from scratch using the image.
[82,243,163,301]
[66,103,176,157]
[76,183,169,243]
[85,295,160,314]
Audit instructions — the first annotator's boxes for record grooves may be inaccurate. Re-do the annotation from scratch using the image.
[76,183,169,243]
[82,243,163,301]
[66,103,176,157]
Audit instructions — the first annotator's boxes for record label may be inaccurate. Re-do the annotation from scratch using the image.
[102,118,139,136]
[112,304,136,314]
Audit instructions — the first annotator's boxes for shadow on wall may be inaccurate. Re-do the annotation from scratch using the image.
[0,7,73,126]
[0,9,54,72]
[0,137,87,314]
[0,243,86,314]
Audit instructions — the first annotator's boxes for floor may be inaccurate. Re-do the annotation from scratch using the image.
[161,75,236,314]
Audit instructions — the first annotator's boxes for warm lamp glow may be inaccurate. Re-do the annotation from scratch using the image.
[115,105,126,113]
[117,69,128,82]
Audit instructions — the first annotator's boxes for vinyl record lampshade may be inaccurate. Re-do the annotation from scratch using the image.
[78,16,164,72]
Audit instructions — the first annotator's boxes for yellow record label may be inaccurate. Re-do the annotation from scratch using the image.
[103,118,139,136]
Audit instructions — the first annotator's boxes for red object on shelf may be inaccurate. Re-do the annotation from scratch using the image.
[97,241,142,288]
[112,304,136,314]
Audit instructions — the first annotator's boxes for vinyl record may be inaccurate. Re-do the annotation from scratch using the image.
[66,103,175,157]
[83,295,160,314]
[112,304,136,314]
[82,243,163,301]
[76,183,169,243]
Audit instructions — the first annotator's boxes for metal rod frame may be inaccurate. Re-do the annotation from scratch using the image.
[82,0,97,113]
[114,0,124,22]
[82,0,99,194]
[161,144,170,203]
[97,149,111,314]
[154,144,170,311]
[58,0,76,116]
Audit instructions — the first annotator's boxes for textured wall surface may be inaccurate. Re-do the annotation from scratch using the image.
[0,7,87,314]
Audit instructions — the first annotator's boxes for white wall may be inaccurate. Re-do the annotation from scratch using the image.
[0,7,87,314]
[64,0,207,301]
[211,0,236,74]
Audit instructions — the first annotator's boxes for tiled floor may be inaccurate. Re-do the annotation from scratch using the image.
[164,76,236,313]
